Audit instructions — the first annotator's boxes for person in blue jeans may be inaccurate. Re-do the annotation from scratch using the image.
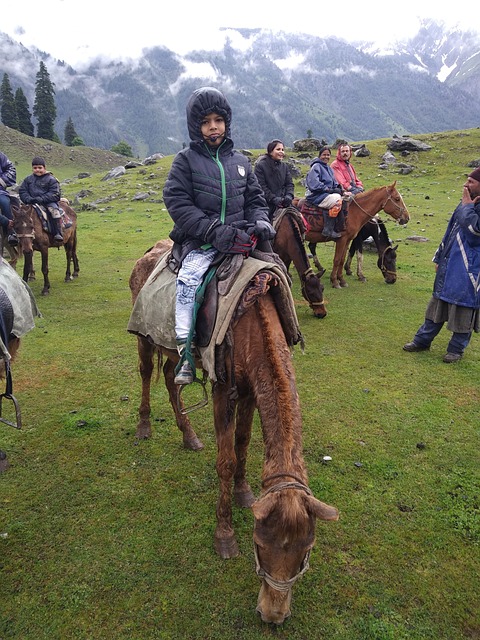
[163,87,274,385]
[0,150,18,246]
[403,167,480,363]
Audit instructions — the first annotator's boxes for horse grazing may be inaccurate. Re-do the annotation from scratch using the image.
[272,207,327,318]
[129,240,338,624]
[11,201,79,295]
[297,182,409,288]
[344,218,398,284]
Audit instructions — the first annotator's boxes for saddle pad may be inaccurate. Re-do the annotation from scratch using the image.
[0,257,41,359]
[128,252,302,382]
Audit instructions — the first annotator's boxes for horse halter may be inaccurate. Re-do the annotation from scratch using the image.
[352,190,407,221]
[254,473,313,592]
[301,267,325,308]
[379,245,396,277]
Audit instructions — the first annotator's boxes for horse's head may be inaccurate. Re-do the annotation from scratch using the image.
[12,204,35,254]
[378,244,398,284]
[382,182,410,225]
[252,480,338,625]
[301,268,327,318]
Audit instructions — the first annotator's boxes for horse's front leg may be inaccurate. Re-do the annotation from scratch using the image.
[212,379,239,559]
[162,357,204,451]
[40,251,50,295]
[233,395,256,508]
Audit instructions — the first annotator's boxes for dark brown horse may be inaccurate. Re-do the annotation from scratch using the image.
[297,182,409,288]
[344,218,398,284]
[272,207,327,318]
[11,201,79,295]
[129,240,338,624]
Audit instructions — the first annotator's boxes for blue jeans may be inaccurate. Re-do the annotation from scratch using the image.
[175,247,218,342]
[0,194,13,232]
[413,318,471,355]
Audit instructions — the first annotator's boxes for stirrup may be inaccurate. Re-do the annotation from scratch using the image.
[176,371,209,415]
[0,392,22,429]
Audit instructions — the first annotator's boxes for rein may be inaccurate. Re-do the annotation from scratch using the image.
[379,245,396,276]
[352,190,407,221]
[254,474,312,592]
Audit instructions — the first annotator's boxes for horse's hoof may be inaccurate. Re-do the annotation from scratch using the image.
[183,435,204,451]
[339,281,348,288]
[234,488,256,508]
[214,535,240,559]
[135,430,152,440]
[358,276,367,282]
[331,282,341,289]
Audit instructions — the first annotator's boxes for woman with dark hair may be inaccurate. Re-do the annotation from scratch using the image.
[254,140,294,220]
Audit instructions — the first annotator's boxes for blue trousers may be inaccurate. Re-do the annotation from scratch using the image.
[0,194,13,232]
[413,318,471,355]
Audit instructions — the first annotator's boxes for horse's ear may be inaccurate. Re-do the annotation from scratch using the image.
[306,495,339,521]
[251,493,277,521]
[393,244,399,251]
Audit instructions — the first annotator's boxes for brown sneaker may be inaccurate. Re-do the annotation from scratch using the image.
[442,352,462,363]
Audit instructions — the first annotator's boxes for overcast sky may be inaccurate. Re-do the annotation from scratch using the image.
[2,0,477,67]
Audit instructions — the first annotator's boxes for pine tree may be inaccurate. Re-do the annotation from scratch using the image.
[15,88,34,136]
[33,62,57,140]
[0,73,19,129]
[64,116,78,146]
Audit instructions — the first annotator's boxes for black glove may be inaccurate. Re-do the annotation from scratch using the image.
[331,187,343,195]
[272,197,282,208]
[206,222,254,255]
[282,196,293,207]
[252,220,276,241]
[21,195,33,204]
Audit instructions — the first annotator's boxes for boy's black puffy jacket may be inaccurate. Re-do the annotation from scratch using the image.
[19,172,60,205]
[163,87,269,259]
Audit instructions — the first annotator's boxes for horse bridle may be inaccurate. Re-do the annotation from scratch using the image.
[379,245,396,278]
[300,267,325,308]
[254,473,313,593]
[352,190,407,220]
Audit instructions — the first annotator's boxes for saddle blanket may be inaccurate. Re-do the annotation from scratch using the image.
[32,204,73,234]
[127,249,303,381]
[0,257,41,360]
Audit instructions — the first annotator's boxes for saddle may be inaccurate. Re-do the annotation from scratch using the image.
[128,247,302,382]
[31,203,73,235]
[294,198,347,234]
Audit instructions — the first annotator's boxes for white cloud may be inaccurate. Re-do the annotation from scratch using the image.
[1,0,477,67]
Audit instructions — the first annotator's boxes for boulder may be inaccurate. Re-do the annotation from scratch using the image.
[387,135,432,152]
[293,138,328,152]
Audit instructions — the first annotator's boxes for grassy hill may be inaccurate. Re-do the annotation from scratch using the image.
[0,124,130,182]
[1,127,479,640]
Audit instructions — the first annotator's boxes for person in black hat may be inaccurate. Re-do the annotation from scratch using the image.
[163,86,274,385]
[19,157,63,241]
[403,167,480,363]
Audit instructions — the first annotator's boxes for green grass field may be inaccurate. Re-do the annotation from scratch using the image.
[1,129,479,639]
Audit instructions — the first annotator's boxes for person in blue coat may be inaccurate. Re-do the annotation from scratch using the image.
[403,167,480,363]
[163,86,274,385]
[305,146,352,239]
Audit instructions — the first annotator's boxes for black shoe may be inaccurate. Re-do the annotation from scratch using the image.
[443,352,462,363]
[403,341,429,352]
[7,233,18,247]
[53,233,63,242]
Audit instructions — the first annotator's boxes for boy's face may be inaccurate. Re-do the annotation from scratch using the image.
[32,164,47,176]
[201,113,226,147]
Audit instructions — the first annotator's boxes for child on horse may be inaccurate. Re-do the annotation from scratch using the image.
[19,157,64,242]
[163,86,275,385]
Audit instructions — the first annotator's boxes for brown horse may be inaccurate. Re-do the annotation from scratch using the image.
[11,201,79,295]
[297,182,409,288]
[273,207,327,318]
[129,241,338,624]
